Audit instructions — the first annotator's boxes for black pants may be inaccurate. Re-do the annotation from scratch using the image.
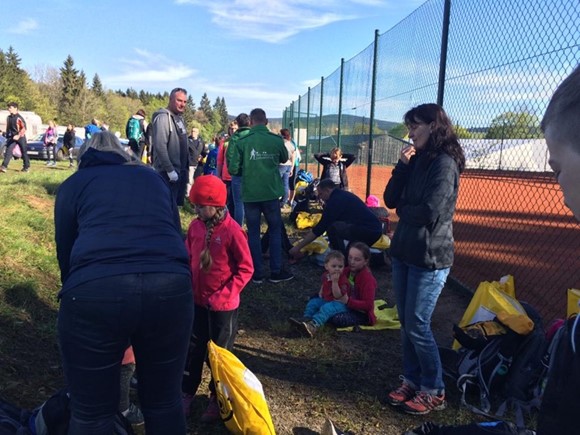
[2,138,30,170]
[182,305,238,396]
[327,221,381,255]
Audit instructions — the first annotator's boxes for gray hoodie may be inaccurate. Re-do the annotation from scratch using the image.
[151,108,188,175]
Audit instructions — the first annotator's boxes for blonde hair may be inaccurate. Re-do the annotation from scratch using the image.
[199,207,227,271]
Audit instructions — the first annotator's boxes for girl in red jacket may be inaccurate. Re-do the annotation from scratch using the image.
[181,175,254,422]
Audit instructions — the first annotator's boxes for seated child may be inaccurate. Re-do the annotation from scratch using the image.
[289,250,351,337]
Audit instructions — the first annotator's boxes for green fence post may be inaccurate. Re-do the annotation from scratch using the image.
[366,29,379,198]
[337,58,344,149]
[437,0,451,106]
[305,87,311,173]
[317,76,324,178]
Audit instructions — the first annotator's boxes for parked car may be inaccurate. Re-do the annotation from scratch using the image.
[27,133,84,161]
[27,133,131,161]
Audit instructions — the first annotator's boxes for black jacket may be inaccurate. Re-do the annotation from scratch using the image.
[384,150,460,269]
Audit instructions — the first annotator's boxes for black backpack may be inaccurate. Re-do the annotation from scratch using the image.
[450,303,547,428]
[536,315,580,435]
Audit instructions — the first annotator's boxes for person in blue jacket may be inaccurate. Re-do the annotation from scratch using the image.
[54,131,193,435]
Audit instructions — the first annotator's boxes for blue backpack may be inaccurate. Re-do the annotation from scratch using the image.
[296,169,313,183]
[126,118,142,142]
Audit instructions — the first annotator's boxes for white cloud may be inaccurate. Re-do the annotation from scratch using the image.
[8,18,38,35]
[174,0,397,43]
[103,49,196,86]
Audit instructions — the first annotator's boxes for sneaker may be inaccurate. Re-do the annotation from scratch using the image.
[288,316,312,327]
[200,395,220,423]
[122,403,144,426]
[182,393,195,418]
[386,378,416,406]
[45,161,51,166]
[299,320,317,338]
[269,270,294,283]
[400,391,446,415]
[251,274,264,284]
[21,168,29,173]
[0,167,6,173]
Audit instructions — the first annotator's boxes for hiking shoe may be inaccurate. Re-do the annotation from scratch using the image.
[200,395,220,423]
[299,320,318,338]
[269,270,294,283]
[122,403,144,426]
[182,393,195,418]
[386,378,416,406]
[400,391,446,415]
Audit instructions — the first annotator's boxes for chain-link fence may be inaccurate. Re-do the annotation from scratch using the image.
[283,0,580,323]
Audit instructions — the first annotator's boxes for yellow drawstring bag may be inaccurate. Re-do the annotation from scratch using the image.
[208,341,276,435]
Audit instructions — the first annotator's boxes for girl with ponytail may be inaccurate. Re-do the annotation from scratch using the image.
[181,175,253,423]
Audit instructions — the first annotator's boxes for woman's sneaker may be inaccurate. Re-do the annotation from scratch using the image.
[400,391,446,415]
[386,379,416,406]
[122,403,144,426]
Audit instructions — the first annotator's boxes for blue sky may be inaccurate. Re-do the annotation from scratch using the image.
[3,0,424,118]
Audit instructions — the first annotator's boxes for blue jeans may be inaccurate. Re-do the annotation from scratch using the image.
[58,273,194,435]
[391,257,449,394]
[230,175,244,226]
[279,165,292,205]
[304,297,349,326]
[244,199,283,278]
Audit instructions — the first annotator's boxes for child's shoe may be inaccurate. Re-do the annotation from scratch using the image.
[299,320,317,338]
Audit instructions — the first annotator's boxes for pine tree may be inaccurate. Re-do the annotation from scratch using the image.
[59,55,86,125]
[199,93,213,123]
[0,47,30,108]
[91,73,104,97]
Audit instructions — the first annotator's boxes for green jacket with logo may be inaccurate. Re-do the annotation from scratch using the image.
[227,125,288,203]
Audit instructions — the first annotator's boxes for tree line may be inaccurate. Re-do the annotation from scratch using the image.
[0,46,229,141]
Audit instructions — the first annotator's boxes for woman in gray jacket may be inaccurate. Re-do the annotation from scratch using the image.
[383,103,465,416]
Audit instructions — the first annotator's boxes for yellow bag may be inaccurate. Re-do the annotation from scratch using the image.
[297,236,329,255]
[295,212,322,229]
[208,341,276,435]
[567,288,580,317]
[371,234,391,250]
[453,275,525,349]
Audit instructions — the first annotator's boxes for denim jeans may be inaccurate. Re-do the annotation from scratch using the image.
[58,273,194,435]
[244,199,283,278]
[279,165,292,205]
[230,175,244,226]
[391,257,449,394]
[304,297,349,326]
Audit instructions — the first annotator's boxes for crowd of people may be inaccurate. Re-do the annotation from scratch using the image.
[5,62,576,433]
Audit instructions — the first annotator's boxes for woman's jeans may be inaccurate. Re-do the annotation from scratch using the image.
[58,272,194,435]
[391,257,449,394]
[279,165,292,205]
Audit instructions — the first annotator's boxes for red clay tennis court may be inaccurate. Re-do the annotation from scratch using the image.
[345,164,579,323]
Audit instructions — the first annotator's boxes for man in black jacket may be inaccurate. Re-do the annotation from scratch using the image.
[289,179,382,257]
[1,102,30,173]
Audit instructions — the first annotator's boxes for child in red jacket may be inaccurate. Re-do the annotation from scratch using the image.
[181,175,253,422]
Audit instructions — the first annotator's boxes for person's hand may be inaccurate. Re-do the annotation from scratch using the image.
[289,246,301,258]
[330,270,341,283]
[167,170,179,182]
[400,145,416,165]
[337,294,349,304]
[13,134,20,141]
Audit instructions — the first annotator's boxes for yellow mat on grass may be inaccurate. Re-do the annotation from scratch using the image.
[337,299,400,331]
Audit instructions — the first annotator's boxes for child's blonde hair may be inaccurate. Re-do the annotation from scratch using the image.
[199,207,227,271]
[324,250,345,265]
